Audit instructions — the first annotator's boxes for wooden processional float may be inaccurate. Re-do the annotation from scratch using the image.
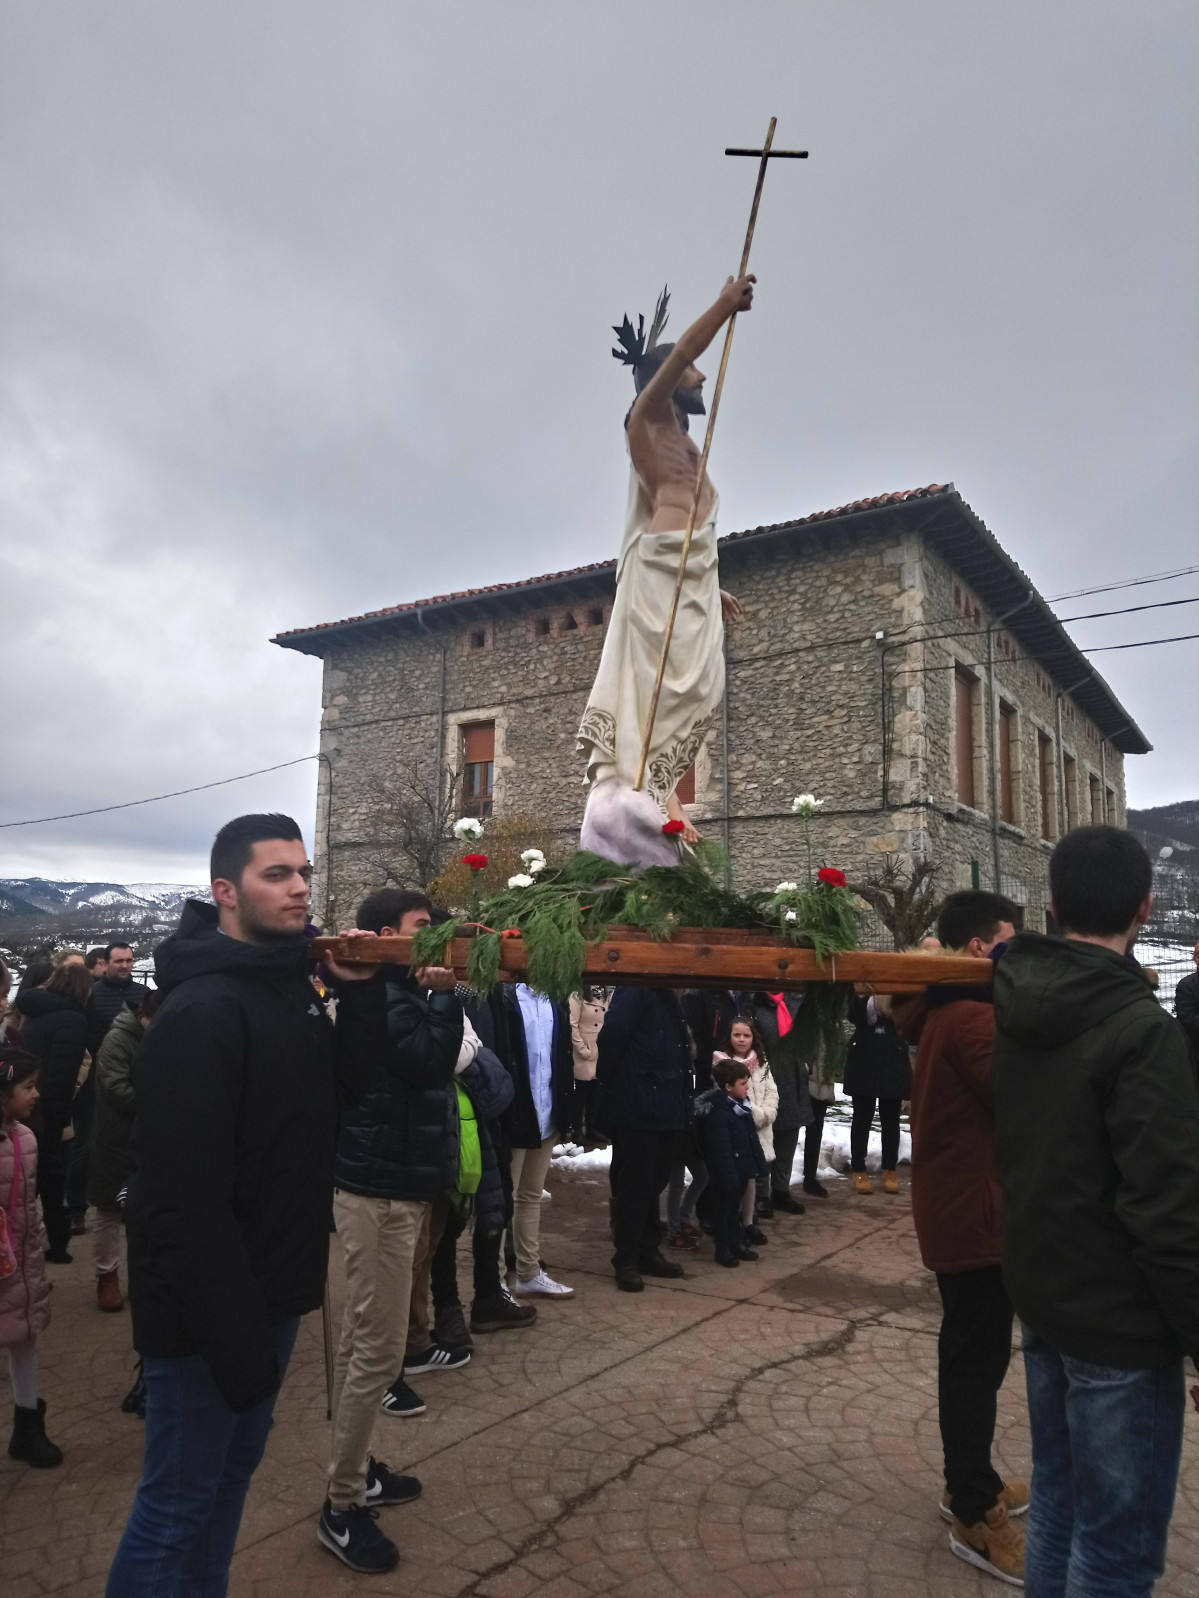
[309,926,989,996]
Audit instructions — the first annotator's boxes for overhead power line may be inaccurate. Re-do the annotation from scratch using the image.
[0,756,318,830]
[1047,565,1199,604]
[4,617,1198,834]
[1055,594,1199,625]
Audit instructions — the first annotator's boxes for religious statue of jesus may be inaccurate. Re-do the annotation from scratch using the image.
[577,274,755,867]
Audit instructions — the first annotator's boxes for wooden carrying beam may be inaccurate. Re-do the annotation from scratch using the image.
[310,929,990,993]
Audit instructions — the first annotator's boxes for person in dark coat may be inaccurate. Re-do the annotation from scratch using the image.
[843,994,913,1195]
[14,961,91,1261]
[993,828,1199,1598]
[328,884,467,1553]
[1175,944,1199,1080]
[105,813,387,1596]
[428,1017,526,1350]
[750,992,812,1215]
[892,890,1026,1584]
[595,986,692,1292]
[694,1058,766,1266]
[71,943,150,1231]
[88,990,162,1313]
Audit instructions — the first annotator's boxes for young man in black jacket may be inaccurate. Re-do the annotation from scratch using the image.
[322,887,467,1573]
[106,815,386,1598]
[595,986,691,1292]
[993,826,1199,1598]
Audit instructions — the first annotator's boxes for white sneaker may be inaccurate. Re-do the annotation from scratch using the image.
[512,1269,575,1299]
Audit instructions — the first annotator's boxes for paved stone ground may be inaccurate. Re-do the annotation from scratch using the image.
[3,1170,1197,1596]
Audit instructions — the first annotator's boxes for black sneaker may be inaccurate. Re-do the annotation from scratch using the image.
[379,1378,426,1417]
[714,1250,741,1268]
[318,1501,400,1572]
[404,1343,470,1375]
[734,1245,760,1261]
[744,1224,769,1246]
[365,1455,422,1507]
[754,1198,774,1220]
[470,1287,537,1333]
[802,1178,829,1199]
[772,1190,806,1214]
[45,1248,73,1265]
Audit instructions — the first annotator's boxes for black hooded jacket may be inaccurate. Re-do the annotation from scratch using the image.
[993,932,1199,1369]
[13,987,88,1130]
[125,901,385,1412]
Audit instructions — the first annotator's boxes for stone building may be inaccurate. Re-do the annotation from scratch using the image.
[273,482,1149,935]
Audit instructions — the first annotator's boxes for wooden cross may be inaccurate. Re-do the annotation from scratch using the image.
[634,117,808,792]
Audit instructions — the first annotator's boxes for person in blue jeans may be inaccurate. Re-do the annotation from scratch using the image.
[106,814,386,1597]
[993,826,1199,1597]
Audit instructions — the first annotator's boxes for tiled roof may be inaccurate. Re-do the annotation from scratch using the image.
[271,484,952,644]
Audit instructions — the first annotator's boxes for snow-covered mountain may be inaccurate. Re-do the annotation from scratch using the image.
[0,878,208,925]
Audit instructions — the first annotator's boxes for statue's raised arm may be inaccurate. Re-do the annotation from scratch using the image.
[576,279,753,868]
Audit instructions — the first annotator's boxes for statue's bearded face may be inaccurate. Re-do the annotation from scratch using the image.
[674,383,706,417]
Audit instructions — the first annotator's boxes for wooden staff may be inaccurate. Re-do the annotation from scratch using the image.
[633,116,807,792]
[322,1274,335,1420]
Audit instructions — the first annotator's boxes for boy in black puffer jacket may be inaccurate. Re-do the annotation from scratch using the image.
[694,1058,766,1267]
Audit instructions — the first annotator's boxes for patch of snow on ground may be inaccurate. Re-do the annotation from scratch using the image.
[551,1121,911,1182]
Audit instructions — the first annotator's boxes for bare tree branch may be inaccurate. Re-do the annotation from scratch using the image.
[846,854,945,950]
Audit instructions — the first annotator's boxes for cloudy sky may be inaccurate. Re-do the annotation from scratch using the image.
[2,1,1196,885]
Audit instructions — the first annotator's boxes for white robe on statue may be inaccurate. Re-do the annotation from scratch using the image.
[576,465,725,867]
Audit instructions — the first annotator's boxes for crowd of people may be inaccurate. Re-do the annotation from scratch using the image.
[0,815,1197,1596]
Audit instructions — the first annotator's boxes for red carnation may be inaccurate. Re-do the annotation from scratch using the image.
[462,853,489,870]
[817,866,847,887]
[662,819,686,836]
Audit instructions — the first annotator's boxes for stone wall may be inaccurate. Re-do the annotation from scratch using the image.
[312,521,1126,940]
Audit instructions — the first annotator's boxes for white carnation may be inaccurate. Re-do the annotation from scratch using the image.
[791,793,824,816]
[775,881,798,894]
[453,817,484,842]
[507,873,534,889]
[528,858,546,874]
[520,848,546,865]
[785,909,798,923]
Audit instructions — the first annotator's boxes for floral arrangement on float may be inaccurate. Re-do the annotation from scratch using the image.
[411,792,861,1055]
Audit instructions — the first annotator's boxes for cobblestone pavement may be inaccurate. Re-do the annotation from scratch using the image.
[3,1170,1197,1596]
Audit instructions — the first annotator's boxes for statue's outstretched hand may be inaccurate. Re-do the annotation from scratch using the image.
[720,590,743,623]
[720,274,756,316]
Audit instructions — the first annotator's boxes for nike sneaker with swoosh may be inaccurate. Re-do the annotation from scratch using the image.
[318,1501,399,1572]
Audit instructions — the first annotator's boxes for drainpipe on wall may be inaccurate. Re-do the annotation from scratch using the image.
[1055,693,1067,836]
[986,624,1002,894]
[1099,737,1108,823]
[721,630,732,889]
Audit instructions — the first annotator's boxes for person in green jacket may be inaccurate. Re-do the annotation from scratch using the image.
[993,826,1199,1598]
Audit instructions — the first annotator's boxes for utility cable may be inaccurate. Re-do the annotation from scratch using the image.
[1047,565,1199,604]
[0,756,319,830]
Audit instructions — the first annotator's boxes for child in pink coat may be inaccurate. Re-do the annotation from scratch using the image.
[0,1044,61,1466]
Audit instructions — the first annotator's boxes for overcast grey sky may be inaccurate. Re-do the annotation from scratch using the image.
[2,1,1196,884]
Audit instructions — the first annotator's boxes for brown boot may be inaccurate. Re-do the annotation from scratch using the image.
[949,1502,1025,1586]
[881,1169,900,1194]
[97,1269,124,1313]
[851,1172,873,1195]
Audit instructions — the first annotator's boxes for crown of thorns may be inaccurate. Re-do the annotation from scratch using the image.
[611,285,670,369]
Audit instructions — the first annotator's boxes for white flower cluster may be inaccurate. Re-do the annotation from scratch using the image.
[507,873,535,889]
[452,817,484,842]
[791,793,824,817]
[774,880,799,894]
[785,909,798,923]
[520,848,547,875]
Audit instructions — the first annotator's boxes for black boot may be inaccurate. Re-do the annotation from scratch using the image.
[8,1399,64,1468]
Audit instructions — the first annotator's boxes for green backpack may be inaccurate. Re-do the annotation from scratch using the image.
[455,1084,482,1197]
